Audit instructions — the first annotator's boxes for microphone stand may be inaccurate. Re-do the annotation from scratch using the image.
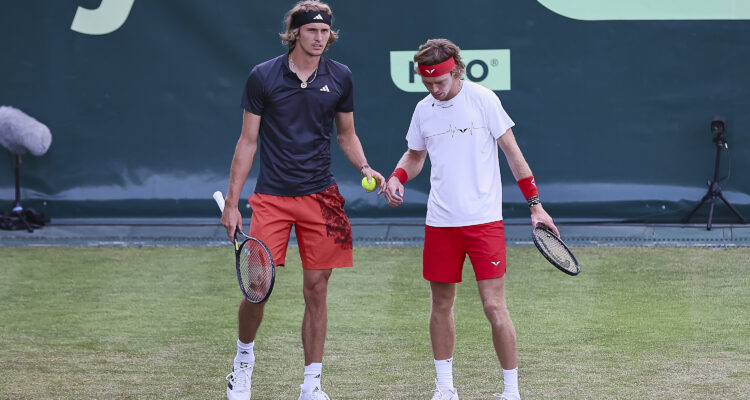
[1,153,35,232]
[682,133,747,230]
[13,154,34,231]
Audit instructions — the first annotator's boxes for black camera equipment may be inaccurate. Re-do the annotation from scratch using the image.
[682,116,747,230]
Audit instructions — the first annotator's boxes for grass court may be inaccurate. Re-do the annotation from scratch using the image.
[1,246,748,399]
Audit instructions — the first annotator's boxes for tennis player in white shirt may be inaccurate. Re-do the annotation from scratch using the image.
[383,38,559,400]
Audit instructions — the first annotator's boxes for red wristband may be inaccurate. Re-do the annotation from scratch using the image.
[389,168,408,184]
[517,176,539,200]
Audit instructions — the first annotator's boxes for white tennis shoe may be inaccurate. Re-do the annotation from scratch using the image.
[492,393,520,400]
[298,384,330,400]
[431,382,459,400]
[226,361,253,400]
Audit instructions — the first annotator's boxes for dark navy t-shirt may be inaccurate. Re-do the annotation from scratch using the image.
[241,54,355,196]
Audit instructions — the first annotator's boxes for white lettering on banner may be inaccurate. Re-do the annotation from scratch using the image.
[71,0,136,35]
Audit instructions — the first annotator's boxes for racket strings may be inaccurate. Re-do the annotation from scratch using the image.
[534,229,577,273]
[238,241,274,302]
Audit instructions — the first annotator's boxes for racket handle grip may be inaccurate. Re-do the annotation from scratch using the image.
[213,191,226,212]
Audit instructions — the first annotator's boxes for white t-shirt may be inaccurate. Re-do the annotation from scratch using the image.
[406,80,515,227]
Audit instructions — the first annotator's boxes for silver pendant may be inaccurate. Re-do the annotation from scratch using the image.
[300,82,307,89]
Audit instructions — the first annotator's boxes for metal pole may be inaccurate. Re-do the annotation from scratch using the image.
[13,154,22,212]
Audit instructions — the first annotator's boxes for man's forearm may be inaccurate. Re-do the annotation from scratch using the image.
[392,149,426,182]
[337,132,368,170]
[225,139,257,207]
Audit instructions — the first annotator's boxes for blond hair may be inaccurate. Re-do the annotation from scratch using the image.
[413,38,465,79]
[280,1,339,51]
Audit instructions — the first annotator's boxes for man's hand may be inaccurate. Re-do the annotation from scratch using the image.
[361,165,386,194]
[530,204,559,236]
[384,176,405,207]
[220,203,243,242]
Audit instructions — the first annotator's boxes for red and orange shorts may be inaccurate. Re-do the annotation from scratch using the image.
[248,184,353,270]
[423,220,507,283]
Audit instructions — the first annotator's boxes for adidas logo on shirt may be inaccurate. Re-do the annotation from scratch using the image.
[320,85,330,92]
[313,14,324,20]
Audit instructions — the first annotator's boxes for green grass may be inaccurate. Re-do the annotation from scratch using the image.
[1,246,748,399]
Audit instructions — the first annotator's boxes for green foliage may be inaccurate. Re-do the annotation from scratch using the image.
[0,247,748,399]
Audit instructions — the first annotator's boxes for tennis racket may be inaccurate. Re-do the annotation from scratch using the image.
[213,191,275,303]
[531,225,580,276]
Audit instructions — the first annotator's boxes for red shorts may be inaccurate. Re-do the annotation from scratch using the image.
[248,185,353,270]
[423,221,507,283]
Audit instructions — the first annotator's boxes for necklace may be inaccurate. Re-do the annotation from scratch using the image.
[289,57,318,89]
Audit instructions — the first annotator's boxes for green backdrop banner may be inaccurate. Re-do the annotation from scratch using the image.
[1,0,749,222]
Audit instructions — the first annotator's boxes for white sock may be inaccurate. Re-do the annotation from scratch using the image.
[434,358,454,389]
[502,367,519,395]
[234,339,255,366]
[301,362,322,393]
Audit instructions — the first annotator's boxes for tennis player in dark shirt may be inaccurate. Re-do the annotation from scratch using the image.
[220,2,385,399]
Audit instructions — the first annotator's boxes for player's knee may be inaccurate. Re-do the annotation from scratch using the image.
[303,282,328,304]
[430,296,454,315]
[482,301,509,325]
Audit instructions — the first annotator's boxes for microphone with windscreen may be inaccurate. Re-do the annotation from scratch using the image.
[0,106,52,156]
[0,106,52,231]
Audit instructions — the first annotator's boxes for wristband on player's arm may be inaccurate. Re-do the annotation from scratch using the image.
[517,176,541,207]
[389,168,408,184]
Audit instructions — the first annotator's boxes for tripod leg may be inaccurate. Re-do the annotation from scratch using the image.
[683,190,712,223]
[707,195,717,231]
[14,211,34,233]
[717,192,748,224]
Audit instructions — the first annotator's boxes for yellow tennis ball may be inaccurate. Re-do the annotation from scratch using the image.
[361,176,377,191]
